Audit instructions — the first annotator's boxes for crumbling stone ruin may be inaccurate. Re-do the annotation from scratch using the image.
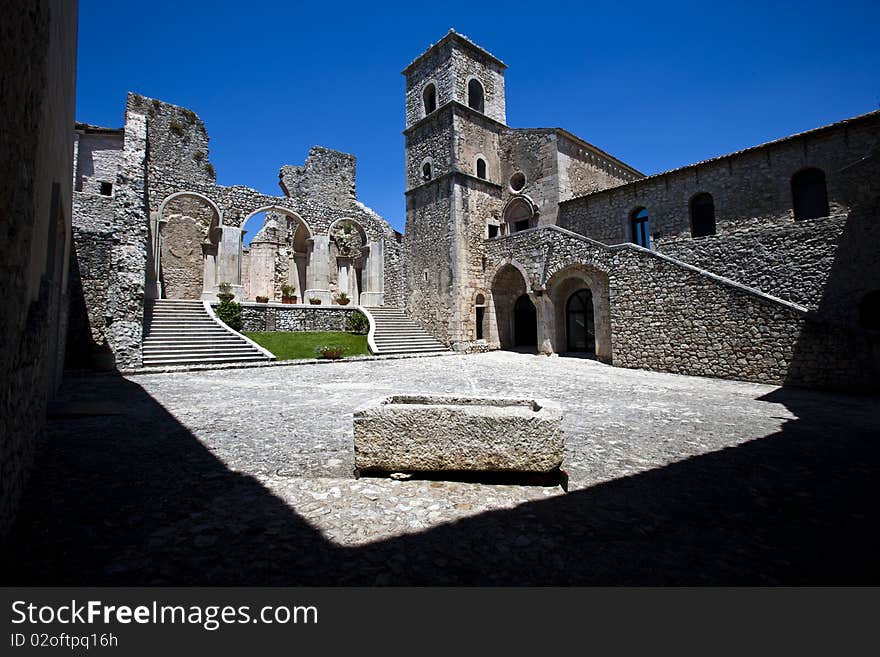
[67,29,879,390]
[70,97,404,370]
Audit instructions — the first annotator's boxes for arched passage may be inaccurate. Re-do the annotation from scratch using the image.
[546,264,612,362]
[241,206,312,302]
[489,262,533,349]
[566,288,595,352]
[514,294,538,347]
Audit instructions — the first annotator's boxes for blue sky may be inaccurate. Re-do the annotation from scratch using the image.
[76,0,879,233]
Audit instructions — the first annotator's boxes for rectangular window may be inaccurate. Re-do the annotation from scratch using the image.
[488,224,499,239]
[99,181,113,196]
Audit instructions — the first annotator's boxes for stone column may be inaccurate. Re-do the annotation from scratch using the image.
[337,255,353,304]
[534,292,556,356]
[359,239,385,307]
[203,225,244,301]
[304,235,331,304]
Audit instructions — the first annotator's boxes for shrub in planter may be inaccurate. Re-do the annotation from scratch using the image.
[255,295,269,304]
[215,299,242,332]
[217,282,235,302]
[347,311,369,335]
[335,291,350,306]
[315,344,345,360]
[308,297,322,305]
[281,284,298,304]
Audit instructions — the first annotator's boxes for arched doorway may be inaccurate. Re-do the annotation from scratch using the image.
[514,294,537,347]
[566,289,595,352]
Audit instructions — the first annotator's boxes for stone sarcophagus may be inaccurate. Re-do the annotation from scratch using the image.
[353,395,564,473]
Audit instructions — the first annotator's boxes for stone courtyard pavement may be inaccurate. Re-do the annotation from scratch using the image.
[6,352,879,585]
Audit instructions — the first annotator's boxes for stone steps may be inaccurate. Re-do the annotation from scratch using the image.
[364,307,448,355]
[142,300,273,367]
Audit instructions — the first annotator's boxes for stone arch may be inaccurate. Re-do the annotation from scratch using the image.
[241,205,313,238]
[242,206,313,302]
[503,195,537,233]
[422,80,438,116]
[546,264,612,362]
[488,261,534,349]
[156,192,223,299]
[467,77,485,113]
[474,153,488,180]
[328,218,371,305]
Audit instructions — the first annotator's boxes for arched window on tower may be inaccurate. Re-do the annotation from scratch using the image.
[422,162,432,182]
[791,168,829,220]
[423,83,437,115]
[476,157,487,180]
[689,192,716,237]
[468,79,485,113]
[630,207,651,248]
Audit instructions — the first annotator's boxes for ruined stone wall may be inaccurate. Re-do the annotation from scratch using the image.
[557,112,880,311]
[279,147,356,210]
[0,0,77,543]
[240,305,360,332]
[73,130,123,194]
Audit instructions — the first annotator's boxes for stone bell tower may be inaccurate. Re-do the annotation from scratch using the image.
[402,29,507,348]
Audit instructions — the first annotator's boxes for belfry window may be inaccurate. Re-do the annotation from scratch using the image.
[467,79,485,113]
[422,162,432,182]
[631,207,651,248]
[689,193,716,237]
[791,168,829,220]
[423,83,437,115]
[476,157,487,180]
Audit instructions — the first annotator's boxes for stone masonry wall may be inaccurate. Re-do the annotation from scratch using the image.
[404,182,455,342]
[482,227,878,391]
[557,112,880,312]
[68,193,115,365]
[1,0,78,544]
[240,304,360,333]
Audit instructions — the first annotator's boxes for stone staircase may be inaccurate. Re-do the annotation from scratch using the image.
[142,299,273,368]
[365,307,449,355]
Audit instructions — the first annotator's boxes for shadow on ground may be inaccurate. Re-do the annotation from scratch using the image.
[4,376,878,585]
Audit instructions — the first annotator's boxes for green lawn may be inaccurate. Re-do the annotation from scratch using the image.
[243,331,370,361]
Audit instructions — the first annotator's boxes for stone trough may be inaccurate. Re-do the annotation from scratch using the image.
[353,395,564,474]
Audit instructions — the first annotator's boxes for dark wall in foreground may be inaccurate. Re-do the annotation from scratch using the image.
[0,0,78,542]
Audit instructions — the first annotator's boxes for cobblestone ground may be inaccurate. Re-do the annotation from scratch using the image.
[6,352,879,585]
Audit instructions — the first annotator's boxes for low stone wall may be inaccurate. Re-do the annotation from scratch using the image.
[238,303,360,332]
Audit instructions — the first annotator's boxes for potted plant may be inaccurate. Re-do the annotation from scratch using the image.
[281,284,298,304]
[217,282,235,302]
[255,295,269,304]
[314,344,345,360]
[308,296,322,305]
[335,291,350,306]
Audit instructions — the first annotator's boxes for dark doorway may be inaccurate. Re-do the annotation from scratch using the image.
[513,294,537,347]
[566,289,595,352]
